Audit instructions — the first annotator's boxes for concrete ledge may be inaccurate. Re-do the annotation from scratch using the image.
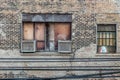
[96,53,120,57]
[21,52,73,56]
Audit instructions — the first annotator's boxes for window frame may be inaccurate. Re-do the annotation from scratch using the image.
[21,13,72,53]
[96,24,117,54]
[22,22,72,52]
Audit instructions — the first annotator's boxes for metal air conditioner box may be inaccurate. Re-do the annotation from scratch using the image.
[58,40,72,53]
[21,40,36,52]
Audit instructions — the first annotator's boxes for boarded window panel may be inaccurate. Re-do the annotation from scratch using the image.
[35,23,45,40]
[23,23,34,40]
[54,23,71,40]
[54,23,71,48]
[35,23,45,50]
[36,41,45,50]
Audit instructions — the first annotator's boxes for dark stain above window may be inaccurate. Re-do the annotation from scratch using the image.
[22,13,72,22]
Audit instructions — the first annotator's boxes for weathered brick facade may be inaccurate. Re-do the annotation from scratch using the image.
[0,0,120,80]
[0,0,96,51]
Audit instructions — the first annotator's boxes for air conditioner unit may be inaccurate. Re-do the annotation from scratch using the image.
[21,40,36,52]
[58,40,72,53]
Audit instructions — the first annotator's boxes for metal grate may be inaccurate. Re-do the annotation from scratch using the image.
[21,40,36,52]
[58,40,72,53]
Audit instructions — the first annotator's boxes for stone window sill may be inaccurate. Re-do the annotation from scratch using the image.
[21,52,72,56]
[96,53,120,56]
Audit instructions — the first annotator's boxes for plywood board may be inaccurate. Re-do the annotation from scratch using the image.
[36,42,45,50]
[54,23,71,47]
[54,23,71,40]
[35,23,45,50]
[23,23,34,40]
[35,23,45,40]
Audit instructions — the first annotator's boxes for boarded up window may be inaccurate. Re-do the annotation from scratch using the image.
[35,23,45,51]
[54,23,71,49]
[21,13,72,52]
[97,24,116,53]
[22,22,71,52]
[45,23,71,51]
[23,23,34,40]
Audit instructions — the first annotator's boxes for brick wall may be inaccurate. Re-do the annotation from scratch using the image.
[0,0,120,79]
[0,0,96,52]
